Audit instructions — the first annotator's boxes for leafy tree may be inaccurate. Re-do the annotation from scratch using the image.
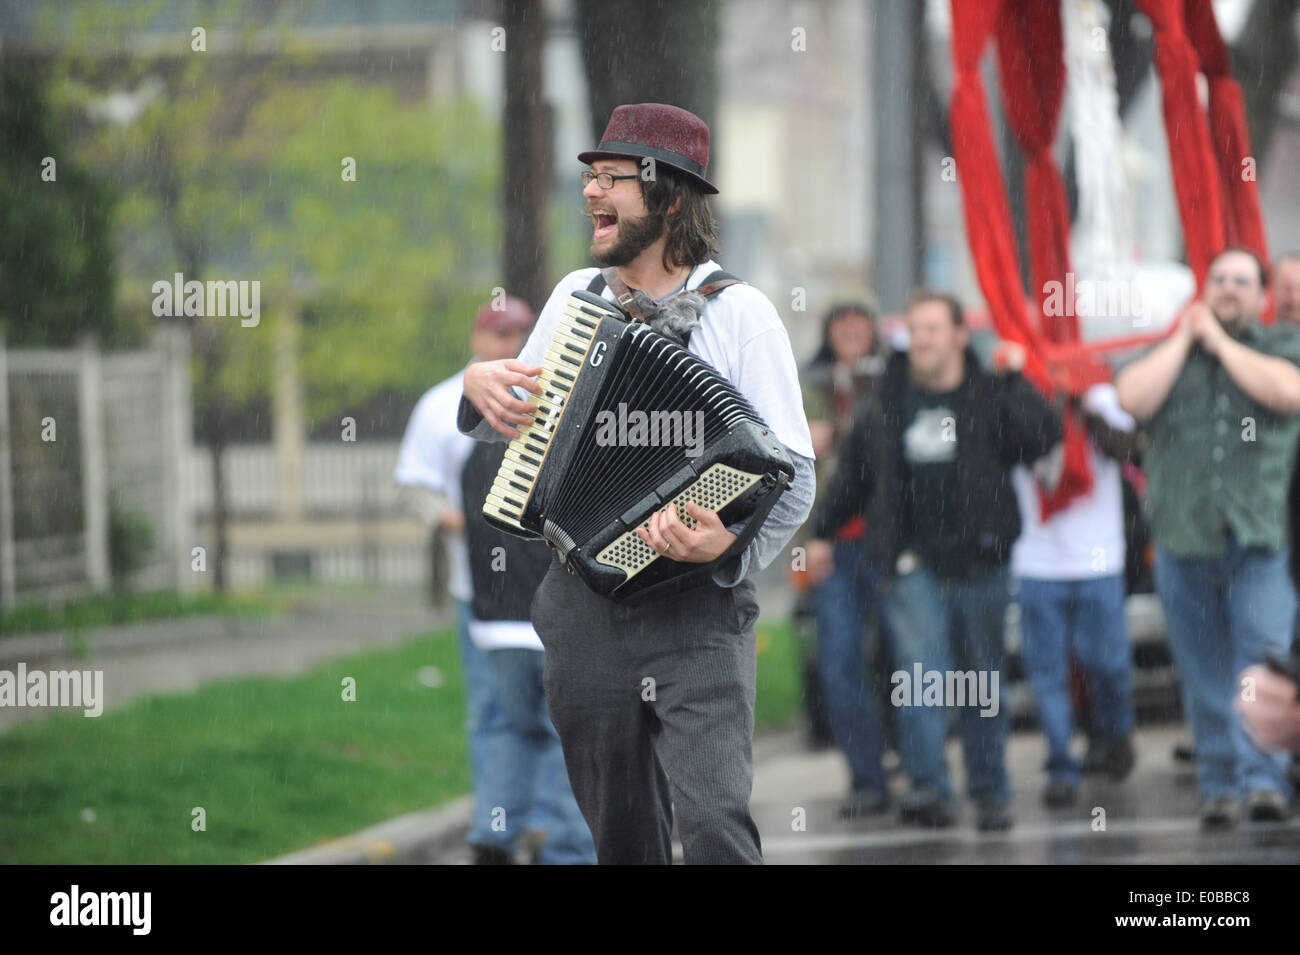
[40,2,502,586]
[236,82,500,428]
[0,61,117,347]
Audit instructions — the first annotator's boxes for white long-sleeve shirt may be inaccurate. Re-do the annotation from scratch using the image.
[395,368,474,601]
[458,260,816,587]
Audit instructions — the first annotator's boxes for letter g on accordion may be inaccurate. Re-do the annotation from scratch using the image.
[482,290,794,600]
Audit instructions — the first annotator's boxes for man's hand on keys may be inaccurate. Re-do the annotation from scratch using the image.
[463,359,544,439]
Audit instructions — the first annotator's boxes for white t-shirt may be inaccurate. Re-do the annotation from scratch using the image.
[514,260,815,460]
[1011,382,1134,581]
[394,369,474,601]
[467,619,543,652]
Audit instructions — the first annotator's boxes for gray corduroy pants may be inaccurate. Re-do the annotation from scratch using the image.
[531,557,764,864]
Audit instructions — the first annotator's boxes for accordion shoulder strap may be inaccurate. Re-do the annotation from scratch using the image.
[595,268,647,320]
[584,268,743,316]
[695,270,742,298]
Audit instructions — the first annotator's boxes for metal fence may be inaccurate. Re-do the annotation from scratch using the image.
[0,329,423,603]
[183,439,425,589]
[183,441,406,518]
[0,331,192,607]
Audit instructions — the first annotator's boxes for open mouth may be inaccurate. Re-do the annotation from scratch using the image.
[592,211,618,240]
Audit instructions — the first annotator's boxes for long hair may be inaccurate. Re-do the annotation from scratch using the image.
[640,168,718,271]
[810,301,882,367]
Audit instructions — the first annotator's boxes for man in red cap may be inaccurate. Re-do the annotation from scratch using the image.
[399,293,593,864]
[459,104,815,864]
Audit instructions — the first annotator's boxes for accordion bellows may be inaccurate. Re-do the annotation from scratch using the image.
[483,290,794,599]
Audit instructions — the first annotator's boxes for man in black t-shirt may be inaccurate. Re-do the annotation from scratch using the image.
[806,290,1061,832]
[897,374,968,580]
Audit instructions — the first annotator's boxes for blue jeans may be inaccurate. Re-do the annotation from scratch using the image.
[1017,575,1136,784]
[455,600,513,846]
[881,562,1012,803]
[1154,540,1296,798]
[488,648,597,864]
[811,539,890,794]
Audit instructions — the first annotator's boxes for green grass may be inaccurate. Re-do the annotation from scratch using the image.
[0,590,275,636]
[0,629,469,864]
[755,617,802,730]
[0,615,803,864]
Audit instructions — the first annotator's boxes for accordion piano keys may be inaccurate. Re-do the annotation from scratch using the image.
[485,301,599,533]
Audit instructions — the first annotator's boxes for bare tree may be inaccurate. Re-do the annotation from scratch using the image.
[502,0,550,314]
[575,0,720,142]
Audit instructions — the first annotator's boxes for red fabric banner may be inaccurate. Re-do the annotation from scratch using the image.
[1182,0,1270,267]
[949,0,1091,518]
[1134,0,1226,284]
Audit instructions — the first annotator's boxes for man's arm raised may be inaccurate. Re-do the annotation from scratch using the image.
[1115,309,1195,422]
[1193,308,1300,415]
[460,359,543,440]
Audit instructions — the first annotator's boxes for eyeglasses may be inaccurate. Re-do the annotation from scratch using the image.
[1208,273,1256,289]
[581,170,640,190]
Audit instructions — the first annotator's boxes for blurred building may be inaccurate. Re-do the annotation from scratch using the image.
[2,0,1298,598]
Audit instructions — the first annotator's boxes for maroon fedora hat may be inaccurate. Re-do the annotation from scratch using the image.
[578,103,719,194]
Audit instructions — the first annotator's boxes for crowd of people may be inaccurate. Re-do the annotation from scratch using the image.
[394,101,1300,863]
[803,247,1300,834]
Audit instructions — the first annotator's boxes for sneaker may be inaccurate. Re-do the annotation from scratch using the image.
[1245,790,1290,822]
[521,828,549,864]
[975,800,1014,832]
[839,787,890,820]
[898,789,955,828]
[471,844,514,865]
[1199,795,1241,831]
[1042,778,1079,809]
[1084,735,1136,781]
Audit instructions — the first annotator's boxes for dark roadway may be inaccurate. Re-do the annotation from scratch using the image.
[746,725,1300,864]
[419,723,1300,864]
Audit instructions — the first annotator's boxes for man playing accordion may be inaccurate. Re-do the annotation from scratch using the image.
[459,103,815,864]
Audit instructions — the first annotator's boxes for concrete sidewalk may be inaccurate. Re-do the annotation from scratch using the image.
[0,590,448,734]
[9,593,1294,865]
[276,723,1300,865]
[264,727,807,865]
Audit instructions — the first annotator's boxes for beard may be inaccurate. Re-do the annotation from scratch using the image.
[1210,299,1249,332]
[589,209,666,267]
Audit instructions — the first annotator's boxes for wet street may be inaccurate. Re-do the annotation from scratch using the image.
[748,725,1300,864]
[422,723,1300,864]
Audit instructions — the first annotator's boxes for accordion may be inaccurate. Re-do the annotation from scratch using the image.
[482,290,794,599]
